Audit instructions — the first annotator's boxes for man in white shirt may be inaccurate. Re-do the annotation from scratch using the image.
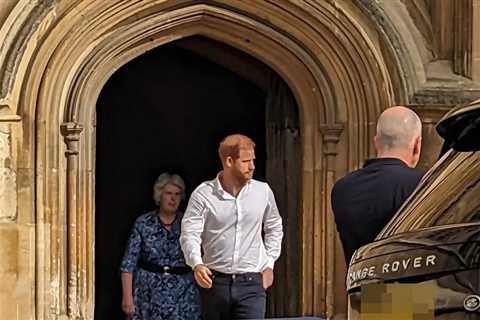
[180,134,283,319]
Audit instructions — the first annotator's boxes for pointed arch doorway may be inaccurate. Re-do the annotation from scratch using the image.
[0,1,401,319]
[94,36,302,319]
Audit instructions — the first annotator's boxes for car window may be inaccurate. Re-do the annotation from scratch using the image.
[379,150,480,237]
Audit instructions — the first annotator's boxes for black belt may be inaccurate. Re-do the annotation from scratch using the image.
[138,260,191,275]
[211,270,261,281]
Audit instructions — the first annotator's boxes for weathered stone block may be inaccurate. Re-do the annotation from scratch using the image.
[0,225,18,318]
[0,225,18,273]
[0,223,35,319]
[0,168,17,220]
[0,124,17,221]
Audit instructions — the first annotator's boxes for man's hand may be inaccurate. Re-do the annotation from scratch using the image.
[194,264,213,288]
[121,295,135,319]
[262,268,274,289]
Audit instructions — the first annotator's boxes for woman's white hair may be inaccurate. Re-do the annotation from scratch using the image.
[152,173,186,206]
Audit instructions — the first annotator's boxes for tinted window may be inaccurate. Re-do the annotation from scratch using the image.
[380,150,480,237]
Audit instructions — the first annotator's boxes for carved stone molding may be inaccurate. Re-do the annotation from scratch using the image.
[60,122,84,156]
[410,105,451,124]
[411,89,480,107]
[1,1,404,319]
[0,123,16,221]
[357,0,480,106]
[320,124,345,161]
[60,121,84,318]
[453,0,473,78]
[355,0,417,100]
[0,0,56,100]
[318,123,344,318]
[0,104,21,122]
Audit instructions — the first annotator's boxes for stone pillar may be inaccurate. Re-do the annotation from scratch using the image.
[61,122,83,319]
[0,118,18,318]
[0,114,35,319]
[453,0,480,81]
[0,122,17,221]
[472,0,480,82]
[319,123,344,319]
[431,0,455,60]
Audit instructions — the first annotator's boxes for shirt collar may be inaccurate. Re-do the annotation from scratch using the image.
[152,210,181,231]
[214,171,252,199]
[363,157,409,168]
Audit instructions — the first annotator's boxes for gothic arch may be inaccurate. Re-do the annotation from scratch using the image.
[0,1,400,318]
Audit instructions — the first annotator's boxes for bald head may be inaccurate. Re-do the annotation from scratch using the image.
[219,134,256,165]
[375,106,422,151]
[374,106,423,168]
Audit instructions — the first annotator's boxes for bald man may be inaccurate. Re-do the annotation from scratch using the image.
[180,134,283,320]
[332,106,424,264]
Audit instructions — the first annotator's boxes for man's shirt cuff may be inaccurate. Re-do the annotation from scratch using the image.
[265,256,275,270]
[190,256,204,269]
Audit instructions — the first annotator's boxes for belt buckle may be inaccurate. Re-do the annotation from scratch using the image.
[163,266,171,275]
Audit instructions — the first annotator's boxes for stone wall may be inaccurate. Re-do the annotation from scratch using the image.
[0,1,479,319]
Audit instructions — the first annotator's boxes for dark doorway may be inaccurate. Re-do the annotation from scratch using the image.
[94,36,300,319]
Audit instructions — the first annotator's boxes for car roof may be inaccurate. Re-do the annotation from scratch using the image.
[436,98,480,151]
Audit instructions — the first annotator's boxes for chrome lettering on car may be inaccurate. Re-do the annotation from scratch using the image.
[425,254,436,266]
[348,254,437,287]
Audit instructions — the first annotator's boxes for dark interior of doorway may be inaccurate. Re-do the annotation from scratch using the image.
[95,36,300,319]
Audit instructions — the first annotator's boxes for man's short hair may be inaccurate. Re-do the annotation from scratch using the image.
[218,134,256,163]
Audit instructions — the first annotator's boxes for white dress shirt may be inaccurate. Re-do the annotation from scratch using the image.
[180,174,283,273]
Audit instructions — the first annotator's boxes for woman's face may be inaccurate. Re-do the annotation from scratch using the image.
[159,183,183,214]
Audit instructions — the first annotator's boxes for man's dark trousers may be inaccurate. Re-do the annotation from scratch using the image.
[198,272,266,319]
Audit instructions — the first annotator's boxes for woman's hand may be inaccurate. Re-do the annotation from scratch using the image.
[122,295,135,319]
[121,273,135,318]
[194,264,213,288]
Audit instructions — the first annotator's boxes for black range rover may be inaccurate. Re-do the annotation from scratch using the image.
[347,99,480,319]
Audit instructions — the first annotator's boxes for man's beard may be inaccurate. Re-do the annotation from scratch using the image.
[234,169,253,183]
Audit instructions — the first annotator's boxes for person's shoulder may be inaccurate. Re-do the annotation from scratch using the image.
[333,167,363,190]
[250,179,271,190]
[250,178,267,186]
[134,211,156,225]
[405,167,424,184]
[191,178,217,196]
[391,164,423,182]
[403,166,423,177]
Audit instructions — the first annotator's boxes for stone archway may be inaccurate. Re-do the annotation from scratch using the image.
[0,1,401,319]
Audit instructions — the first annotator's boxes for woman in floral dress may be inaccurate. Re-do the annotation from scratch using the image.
[120,173,201,320]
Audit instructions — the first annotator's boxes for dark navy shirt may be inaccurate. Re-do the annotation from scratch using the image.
[331,158,423,264]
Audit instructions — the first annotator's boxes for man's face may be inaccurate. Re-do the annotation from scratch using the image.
[160,183,182,214]
[232,148,255,182]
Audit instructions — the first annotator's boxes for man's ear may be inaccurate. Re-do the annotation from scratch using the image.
[409,135,422,168]
[225,156,234,168]
[373,135,380,153]
[413,136,422,156]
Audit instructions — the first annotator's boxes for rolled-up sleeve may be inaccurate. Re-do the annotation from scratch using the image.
[262,185,283,269]
[120,219,142,273]
[180,192,206,268]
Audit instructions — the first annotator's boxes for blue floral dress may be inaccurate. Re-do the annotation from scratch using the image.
[120,211,201,320]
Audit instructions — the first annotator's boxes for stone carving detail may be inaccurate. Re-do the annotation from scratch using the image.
[411,90,480,106]
[0,0,56,99]
[0,124,16,221]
